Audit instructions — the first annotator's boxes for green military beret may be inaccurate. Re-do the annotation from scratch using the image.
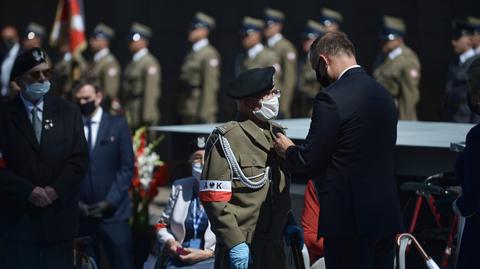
[265,8,285,25]
[228,67,275,99]
[92,23,115,40]
[320,8,343,25]
[192,12,216,29]
[241,16,265,34]
[380,16,406,41]
[129,22,152,41]
[24,22,46,40]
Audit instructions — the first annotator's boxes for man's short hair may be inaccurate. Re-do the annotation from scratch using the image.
[71,79,101,95]
[310,31,356,60]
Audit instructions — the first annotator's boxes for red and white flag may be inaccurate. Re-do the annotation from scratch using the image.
[49,0,87,57]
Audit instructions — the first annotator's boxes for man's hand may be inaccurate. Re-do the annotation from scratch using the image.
[44,186,58,202]
[229,242,250,269]
[28,187,52,207]
[78,201,90,217]
[274,133,295,159]
[178,248,213,264]
[165,239,182,256]
[88,200,114,218]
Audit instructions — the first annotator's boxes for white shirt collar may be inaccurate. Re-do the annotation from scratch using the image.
[337,65,361,80]
[133,48,148,62]
[63,52,72,62]
[85,107,103,124]
[94,48,110,62]
[388,46,403,60]
[192,38,209,52]
[459,48,476,64]
[20,93,44,113]
[474,46,480,56]
[248,43,264,59]
[267,33,282,48]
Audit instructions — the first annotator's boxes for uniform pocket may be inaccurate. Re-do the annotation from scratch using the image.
[238,154,266,180]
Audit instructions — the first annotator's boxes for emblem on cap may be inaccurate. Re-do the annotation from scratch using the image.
[197,136,206,149]
[32,50,45,62]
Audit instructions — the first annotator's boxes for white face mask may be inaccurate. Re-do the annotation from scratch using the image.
[192,162,203,181]
[253,96,279,121]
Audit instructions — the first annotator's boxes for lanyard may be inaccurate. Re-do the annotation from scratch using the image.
[192,198,204,239]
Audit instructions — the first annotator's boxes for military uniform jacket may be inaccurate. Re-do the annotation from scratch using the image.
[123,52,161,127]
[239,48,279,74]
[299,56,321,98]
[87,53,121,101]
[179,43,220,123]
[52,55,72,97]
[199,119,291,250]
[269,38,297,118]
[373,45,421,120]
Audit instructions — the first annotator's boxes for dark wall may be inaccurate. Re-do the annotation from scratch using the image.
[1,0,478,123]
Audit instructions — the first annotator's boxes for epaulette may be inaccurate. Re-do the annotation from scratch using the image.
[214,121,239,135]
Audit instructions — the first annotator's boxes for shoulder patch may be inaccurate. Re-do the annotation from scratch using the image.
[209,58,219,67]
[409,68,419,79]
[287,52,296,61]
[107,67,118,77]
[147,66,157,75]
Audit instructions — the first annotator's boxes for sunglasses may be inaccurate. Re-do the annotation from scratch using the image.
[24,69,52,81]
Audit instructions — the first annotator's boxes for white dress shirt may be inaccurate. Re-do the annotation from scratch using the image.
[267,33,282,48]
[337,65,361,80]
[247,43,264,59]
[133,48,148,62]
[94,48,110,62]
[459,48,476,64]
[20,93,44,123]
[192,38,209,52]
[83,107,103,150]
[388,46,403,60]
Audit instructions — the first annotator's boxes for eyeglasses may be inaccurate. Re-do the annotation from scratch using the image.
[24,69,52,81]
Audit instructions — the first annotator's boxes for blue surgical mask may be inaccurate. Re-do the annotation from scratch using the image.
[23,81,51,101]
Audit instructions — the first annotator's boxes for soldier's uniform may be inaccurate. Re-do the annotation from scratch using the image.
[444,20,480,123]
[237,17,279,75]
[200,67,293,269]
[23,23,51,64]
[264,9,297,118]
[373,16,421,120]
[179,12,220,124]
[84,24,121,112]
[122,23,161,127]
[297,20,326,117]
[52,51,72,98]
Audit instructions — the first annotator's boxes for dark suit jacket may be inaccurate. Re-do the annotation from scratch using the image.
[455,124,480,268]
[286,67,403,238]
[0,94,89,242]
[79,112,134,222]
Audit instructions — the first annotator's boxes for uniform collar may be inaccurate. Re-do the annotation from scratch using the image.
[267,33,282,48]
[248,43,264,59]
[133,48,149,62]
[63,52,72,62]
[94,48,110,62]
[459,48,475,64]
[388,46,403,60]
[237,118,271,152]
[474,46,480,56]
[192,38,209,52]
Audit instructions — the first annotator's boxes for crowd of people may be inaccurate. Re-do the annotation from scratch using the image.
[1,6,480,269]
[2,9,480,126]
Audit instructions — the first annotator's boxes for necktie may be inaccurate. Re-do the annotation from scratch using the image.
[85,119,93,154]
[31,106,41,143]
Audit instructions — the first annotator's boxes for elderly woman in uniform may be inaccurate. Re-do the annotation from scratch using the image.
[154,137,216,269]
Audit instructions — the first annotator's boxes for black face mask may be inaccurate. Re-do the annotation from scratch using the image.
[314,57,333,88]
[467,92,480,115]
[2,38,16,51]
[78,100,97,116]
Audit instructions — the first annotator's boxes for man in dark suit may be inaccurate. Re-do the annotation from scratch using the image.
[72,80,134,269]
[274,32,403,269]
[0,47,89,268]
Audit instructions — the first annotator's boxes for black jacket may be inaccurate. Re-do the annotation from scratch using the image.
[286,67,403,237]
[0,94,89,242]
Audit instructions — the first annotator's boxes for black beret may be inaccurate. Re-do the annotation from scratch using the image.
[227,67,275,99]
[10,47,48,81]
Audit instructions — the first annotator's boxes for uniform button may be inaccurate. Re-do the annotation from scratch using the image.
[252,160,256,165]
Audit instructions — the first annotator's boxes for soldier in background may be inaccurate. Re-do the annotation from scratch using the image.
[51,36,72,98]
[0,25,20,101]
[236,17,279,75]
[319,8,343,32]
[468,16,480,55]
[264,8,297,118]
[179,12,220,124]
[122,23,161,128]
[373,16,421,120]
[85,23,121,113]
[296,20,326,118]
[22,22,46,50]
[444,20,479,123]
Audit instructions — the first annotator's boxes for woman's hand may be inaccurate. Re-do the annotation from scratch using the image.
[165,239,182,256]
[178,248,214,264]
